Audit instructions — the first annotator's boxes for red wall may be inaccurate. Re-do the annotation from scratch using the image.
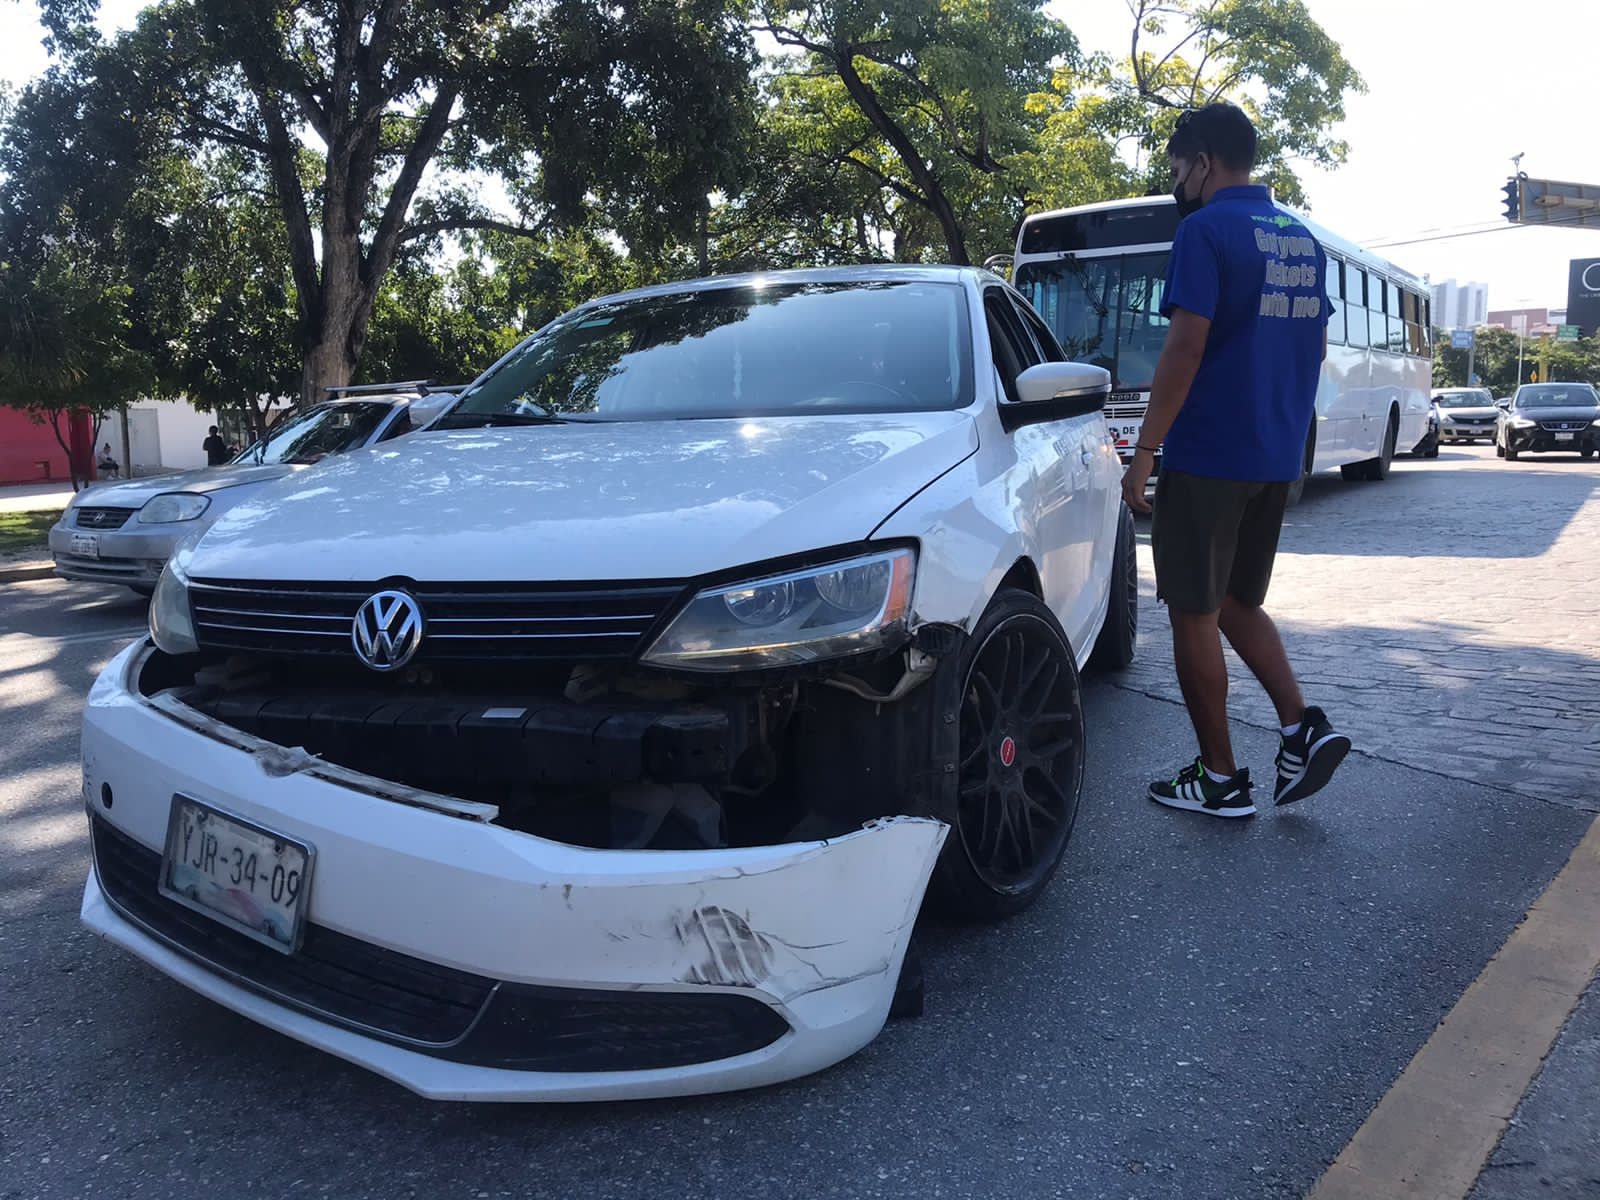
[0,407,73,485]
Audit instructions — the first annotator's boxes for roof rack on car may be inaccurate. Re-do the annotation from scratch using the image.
[324,379,466,397]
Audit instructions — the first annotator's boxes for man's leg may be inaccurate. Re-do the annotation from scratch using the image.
[1149,470,1255,812]
[1218,596,1305,727]
[1169,606,1237,776]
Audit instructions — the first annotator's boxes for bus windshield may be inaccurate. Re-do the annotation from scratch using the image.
[1013,252,1170,391]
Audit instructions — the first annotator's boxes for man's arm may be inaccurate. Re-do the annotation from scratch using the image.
[1137,308,1211,447]
[1121,307,1211,512]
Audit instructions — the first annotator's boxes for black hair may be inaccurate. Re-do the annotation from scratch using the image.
[1165,103,1257,172]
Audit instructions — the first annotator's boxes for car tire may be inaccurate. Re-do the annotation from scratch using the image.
[928,588,1085,920]
[1495,440,1505,458]
[1089,503,1138,672]
[1582,449,1594,460]
[1504,435,1519,461]
[1358,410,1398,481]
[1424,441,1439,459]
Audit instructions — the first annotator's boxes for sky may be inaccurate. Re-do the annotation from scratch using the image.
[2,0,1598,311]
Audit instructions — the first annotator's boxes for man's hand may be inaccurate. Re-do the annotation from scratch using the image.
[1121,449,1155,514]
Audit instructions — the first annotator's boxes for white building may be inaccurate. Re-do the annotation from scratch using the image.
[97,396,296,477]
[1430,279,1490,330]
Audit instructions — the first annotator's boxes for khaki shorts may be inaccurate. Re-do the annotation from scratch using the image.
[1150,469,1290,614]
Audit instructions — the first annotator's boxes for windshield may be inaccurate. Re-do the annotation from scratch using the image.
[237,402,394,465]
[1013,253,1169,391]
[443,280,974,425]
[1516,385,1599,409]
[1434,390,1493,408]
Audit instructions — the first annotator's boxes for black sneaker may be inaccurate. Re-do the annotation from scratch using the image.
[1274,706,1351,806]
[1148,759,1255,818]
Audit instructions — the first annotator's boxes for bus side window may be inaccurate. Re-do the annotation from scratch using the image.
[1346,267,1369,348]
[1368,278,1389,351]
[1325,255,1346,344]
[1386,281,1406,354]
[1402,290,1425,357]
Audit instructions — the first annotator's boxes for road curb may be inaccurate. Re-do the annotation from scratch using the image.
[1309,813,1600,1200]
[0,562,55,584]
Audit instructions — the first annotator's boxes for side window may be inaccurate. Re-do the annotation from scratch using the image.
[1402,291,1425,357]
[984,292,1037,402]
[1346,267,1369,348]
[1369,278,1389,351]
[1386,281,1406,353]
[1325,255,1346,345]
[1010,294,1066,362]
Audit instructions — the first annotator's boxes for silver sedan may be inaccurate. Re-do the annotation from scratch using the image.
[50,390,454,593]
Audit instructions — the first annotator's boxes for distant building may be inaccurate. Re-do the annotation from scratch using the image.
[1486,307,1562,338]
[1431,279,1489,330]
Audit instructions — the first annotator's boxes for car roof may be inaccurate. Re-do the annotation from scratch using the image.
[571,264,996,312]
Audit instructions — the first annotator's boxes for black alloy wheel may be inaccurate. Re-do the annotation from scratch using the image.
[932,589,1085,919]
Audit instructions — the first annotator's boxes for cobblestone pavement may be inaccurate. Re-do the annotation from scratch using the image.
[1119,444,1600,812]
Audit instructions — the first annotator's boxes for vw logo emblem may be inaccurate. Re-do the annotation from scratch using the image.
[352,589,424,672]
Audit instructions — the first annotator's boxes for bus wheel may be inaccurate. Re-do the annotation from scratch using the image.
[1359,411,1398,481]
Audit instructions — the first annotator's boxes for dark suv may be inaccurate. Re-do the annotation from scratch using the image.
[1496,383,1600,461]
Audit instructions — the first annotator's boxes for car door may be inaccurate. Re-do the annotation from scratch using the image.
[982,286,1100,655]
[1010,292,1120,583]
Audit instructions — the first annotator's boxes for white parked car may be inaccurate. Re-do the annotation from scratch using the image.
[79,267,1135,1102]
[49,385,458,593]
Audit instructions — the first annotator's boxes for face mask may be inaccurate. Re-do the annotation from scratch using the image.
[1172,159,1209,219]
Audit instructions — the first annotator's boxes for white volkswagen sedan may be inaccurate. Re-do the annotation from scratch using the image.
[79,267,1137,1102]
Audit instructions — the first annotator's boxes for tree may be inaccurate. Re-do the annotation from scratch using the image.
[1039,0,1365,208]
[755,0,1074,265]
[8,0,757,403]
[0,247,153,488]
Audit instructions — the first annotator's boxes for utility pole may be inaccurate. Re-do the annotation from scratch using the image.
[1513,313,1527,383]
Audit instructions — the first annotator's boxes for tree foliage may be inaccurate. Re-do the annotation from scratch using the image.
[6,0,757,400]
[0,245,153,487]
[0,0,1368,414]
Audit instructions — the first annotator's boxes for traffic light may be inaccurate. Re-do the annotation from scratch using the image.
[1502,177,1522,223]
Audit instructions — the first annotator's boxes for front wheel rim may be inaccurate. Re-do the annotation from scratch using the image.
[955,616,1083,895]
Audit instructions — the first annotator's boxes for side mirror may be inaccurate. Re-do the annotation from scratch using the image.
[1003,362,1112,431]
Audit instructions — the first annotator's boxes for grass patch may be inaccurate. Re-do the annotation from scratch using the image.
[0,508,61,554]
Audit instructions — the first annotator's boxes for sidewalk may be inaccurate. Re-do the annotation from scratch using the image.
[0,480,76,513]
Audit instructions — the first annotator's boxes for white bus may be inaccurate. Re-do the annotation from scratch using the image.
[1011,196,1432,497]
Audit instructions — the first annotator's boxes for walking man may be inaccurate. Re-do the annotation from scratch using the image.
[1120,102,1351,819]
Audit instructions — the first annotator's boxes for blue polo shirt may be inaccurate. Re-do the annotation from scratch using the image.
[1159,185,1332,482]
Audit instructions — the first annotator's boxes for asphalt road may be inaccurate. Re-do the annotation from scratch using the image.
[1,445,1596,1200]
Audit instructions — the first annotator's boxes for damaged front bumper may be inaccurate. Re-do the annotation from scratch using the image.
[80,642,948,1102]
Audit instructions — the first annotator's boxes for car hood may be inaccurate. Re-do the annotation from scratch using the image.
[1511,407,1600,421]
[74,464,300,508]
[186,413,980,582]
[1437,406,1499,419]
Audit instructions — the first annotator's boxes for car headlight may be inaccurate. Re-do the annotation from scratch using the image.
[148,549,199,654]
[1437,413,1453,423]
[1510,417,1537,428]
[642,548,916,672]
[138,493,211,524]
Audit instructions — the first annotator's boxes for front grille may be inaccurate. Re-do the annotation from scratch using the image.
[1105,402,1146,420]
[1452,416,1495,426]
[91,816,791,1071]
[91,816,495,1046]
[1538,419,1592,432]
[189,578,688,663]
[75,507,136,530]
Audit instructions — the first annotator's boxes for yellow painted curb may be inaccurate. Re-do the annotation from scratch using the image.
[1308,814,1600,1199]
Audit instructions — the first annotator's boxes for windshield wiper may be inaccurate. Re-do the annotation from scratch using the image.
[434,410,570,430]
